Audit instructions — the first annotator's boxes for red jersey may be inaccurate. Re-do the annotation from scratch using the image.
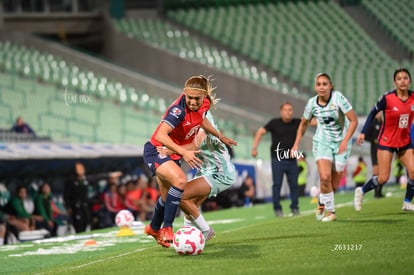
[150,93,210,160]
[376,90,414,148]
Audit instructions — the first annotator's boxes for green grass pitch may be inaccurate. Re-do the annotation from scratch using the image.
[1,184,412,275]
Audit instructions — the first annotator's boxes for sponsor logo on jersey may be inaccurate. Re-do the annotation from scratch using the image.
[170,107,182,118]
[398,114,409,128]
[185,125,200,140]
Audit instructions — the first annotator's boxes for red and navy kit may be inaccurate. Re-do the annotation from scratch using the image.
[361,90,414,151]
[144,93,210,175]
[150,93,210,159]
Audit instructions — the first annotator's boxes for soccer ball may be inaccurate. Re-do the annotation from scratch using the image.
[115,210,134,228]
[173,226,205,255]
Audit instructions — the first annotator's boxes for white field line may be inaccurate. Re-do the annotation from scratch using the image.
[69,247,149,270]
[221,200,354,235]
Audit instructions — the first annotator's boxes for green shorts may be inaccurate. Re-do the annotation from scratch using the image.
[312,139,352,172]
[194,168,237,198]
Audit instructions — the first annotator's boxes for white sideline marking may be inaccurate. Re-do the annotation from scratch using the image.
[222,200,354,234]
[70,247,148,270]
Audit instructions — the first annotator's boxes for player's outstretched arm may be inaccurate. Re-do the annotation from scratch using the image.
[338,109,358,154]
[201,117,237,147]
[291,117,309,155]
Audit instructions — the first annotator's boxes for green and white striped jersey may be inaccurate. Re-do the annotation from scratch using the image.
[303,90,353,143]
[196,112,235,177]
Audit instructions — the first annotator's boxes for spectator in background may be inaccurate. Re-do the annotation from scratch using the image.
[125,178,140,219]
[297,153,308,197]
[139,176,158,221]
[51,197,71,233]
[116,184,128,211]
[252,102,301,217]
[11,116,35,135]
[64,162,122,233]
[125,176,157,222]
[2,195,31,235]
[240,175,255,207]
[365,113,383,198]
[353,156,367,188]
[147,177,160,203]
[103,178,121,227]
[34,183,57,236]
[10,185,43,231]
[65,162,91,233]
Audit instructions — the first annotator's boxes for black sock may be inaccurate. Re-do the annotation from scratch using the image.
[150,197,165,230]
[163,186,183,228]
[362,176,379,194]
[404,179,414,202]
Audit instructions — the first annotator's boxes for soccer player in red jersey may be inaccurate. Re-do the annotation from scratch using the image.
[143,75,237,247]
[354,68,414,211]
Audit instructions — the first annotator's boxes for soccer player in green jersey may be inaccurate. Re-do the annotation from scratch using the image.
[292,73,358,222]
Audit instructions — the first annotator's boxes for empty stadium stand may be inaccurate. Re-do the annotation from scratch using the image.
[166,0,413,115]
[361,0,414,56]
[0,38,270,160]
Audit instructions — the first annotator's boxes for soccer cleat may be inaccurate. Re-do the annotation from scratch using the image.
[315,204,325,221]
[321,212,336,222]
[354,187,363,211]
[402,202,414,211]
[144,224,161,243]
[159,226,174,248]
[203,227,216,242]
[145,224,170,248]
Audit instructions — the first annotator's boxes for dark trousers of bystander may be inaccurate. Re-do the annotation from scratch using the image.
[271,158,299,212]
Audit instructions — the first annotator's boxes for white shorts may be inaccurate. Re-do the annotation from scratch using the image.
[312,139,352,172]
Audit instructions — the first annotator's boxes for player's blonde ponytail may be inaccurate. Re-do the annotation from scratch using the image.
[184,75,219,107]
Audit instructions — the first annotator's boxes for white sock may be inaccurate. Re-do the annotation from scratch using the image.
[320,192,335,213]
[183,216,193,227]
[0,238,4,245]
[193,214,210,233]
[318,194,325,205]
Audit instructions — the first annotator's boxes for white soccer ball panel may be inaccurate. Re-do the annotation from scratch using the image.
[173,226,205,255]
